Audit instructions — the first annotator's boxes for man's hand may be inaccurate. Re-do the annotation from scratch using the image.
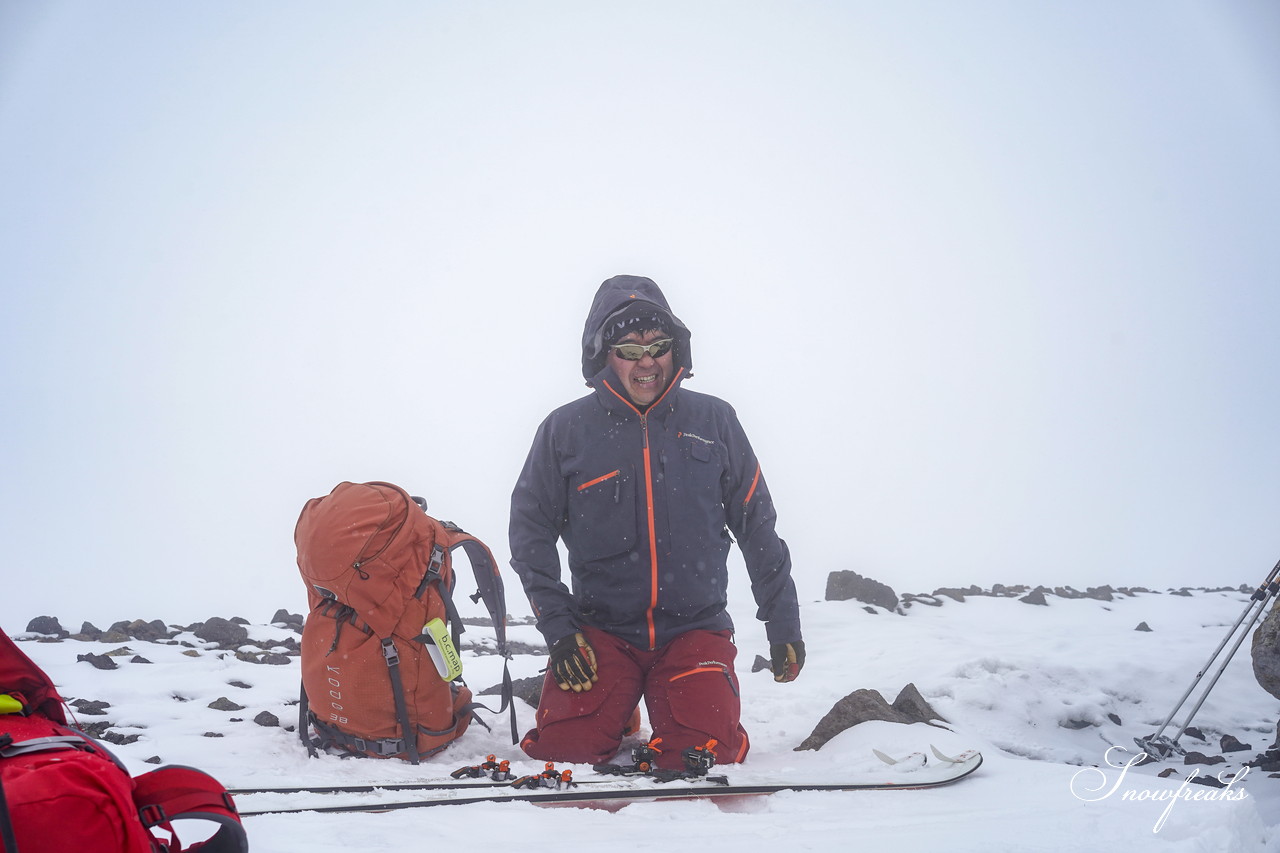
[549,632,599,692]
[770,640,805,683]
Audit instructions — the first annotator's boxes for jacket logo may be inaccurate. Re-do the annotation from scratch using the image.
[678,431,715,446]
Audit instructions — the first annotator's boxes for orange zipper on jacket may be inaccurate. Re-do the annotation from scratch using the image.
[744,463,761,507]
[640,423,658,648]
[576,470,620,491]
[600,368,684,650]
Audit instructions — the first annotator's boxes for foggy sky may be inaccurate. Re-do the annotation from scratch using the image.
[2,1,1278,629]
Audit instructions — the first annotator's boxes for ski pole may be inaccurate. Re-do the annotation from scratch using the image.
[1136,557,1280,760]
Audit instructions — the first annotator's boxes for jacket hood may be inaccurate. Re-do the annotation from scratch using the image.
[580,275,693,383]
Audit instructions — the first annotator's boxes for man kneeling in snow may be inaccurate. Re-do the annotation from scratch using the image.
[508,275,804,771]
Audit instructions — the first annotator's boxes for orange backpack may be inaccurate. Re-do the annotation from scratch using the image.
[294,481,514,763]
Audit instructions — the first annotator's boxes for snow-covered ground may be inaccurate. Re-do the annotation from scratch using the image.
[11,587,1280,852]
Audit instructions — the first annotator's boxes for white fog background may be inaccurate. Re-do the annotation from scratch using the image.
[2,2,1278,628]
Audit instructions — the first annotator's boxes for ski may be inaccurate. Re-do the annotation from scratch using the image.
[873,748,926,767]
[237,751,982,816]
[930,745,973,764]
[228,775,722,796]
[230,779,518,795]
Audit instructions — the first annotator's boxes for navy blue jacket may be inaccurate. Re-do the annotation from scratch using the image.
[509,277,802,651]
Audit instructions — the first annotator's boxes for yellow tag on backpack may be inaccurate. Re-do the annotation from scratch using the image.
[422,618,463,681]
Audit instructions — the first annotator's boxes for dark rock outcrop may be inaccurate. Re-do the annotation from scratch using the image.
[207,697,246,712]
[795,683,946,751]
[1252,602,1280,700]
[271,609,305,632]
[103,620,172,642]
[25,616,65,636]
[824,571,898,611]
[1189,774,1228,788]
[70,699,111,715]
[481,674,543,709]
[1221,734,1251,753]
[72,622,104,641]
[192,618,249,648]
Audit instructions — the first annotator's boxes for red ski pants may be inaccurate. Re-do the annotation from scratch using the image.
[520,627,749,771]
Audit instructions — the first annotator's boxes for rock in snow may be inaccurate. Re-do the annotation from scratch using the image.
[796,683,947,751]
[823,570,898,610]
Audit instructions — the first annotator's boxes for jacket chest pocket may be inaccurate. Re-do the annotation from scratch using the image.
[673,436,725,512]
[566,466,636,564]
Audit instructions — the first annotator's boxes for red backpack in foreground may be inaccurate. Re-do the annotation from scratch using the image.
[294,481,515,764]
[0,628,247,853]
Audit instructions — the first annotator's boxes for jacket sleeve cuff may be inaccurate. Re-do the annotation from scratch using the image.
[764,619,803,645]
[537,615,581,648]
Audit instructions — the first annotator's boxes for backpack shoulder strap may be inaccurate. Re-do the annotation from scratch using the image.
[439,521,518,744]
[132,765,248,853]
[440,524,508,646]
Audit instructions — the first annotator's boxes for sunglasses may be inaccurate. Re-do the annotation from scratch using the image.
[608,338,674,361]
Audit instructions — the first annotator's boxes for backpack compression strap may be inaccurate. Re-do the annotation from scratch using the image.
[382,638,421,764]
[0,758,16,853]
[0,773,16,850]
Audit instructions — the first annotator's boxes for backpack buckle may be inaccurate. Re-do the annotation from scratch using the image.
[381,639,400,668]
[414,545,447,598]
[374,738,404,756]
[139,803,168,828]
